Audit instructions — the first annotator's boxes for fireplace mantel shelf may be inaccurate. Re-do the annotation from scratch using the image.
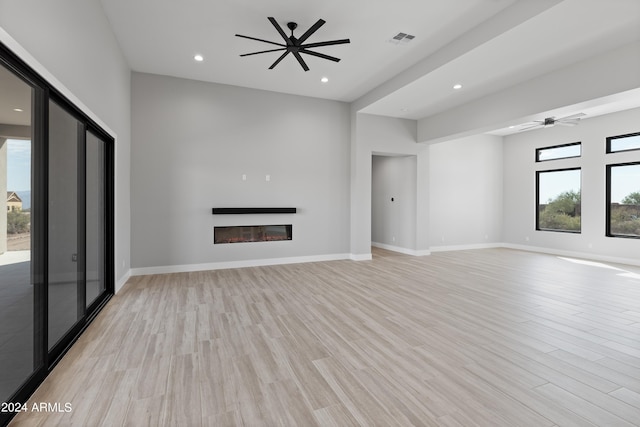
[212,207,297,215]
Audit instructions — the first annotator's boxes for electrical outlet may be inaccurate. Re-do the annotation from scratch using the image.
[71,253,77,262]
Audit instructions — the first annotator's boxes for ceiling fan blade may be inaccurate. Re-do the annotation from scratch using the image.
[557,121,579,127]
[235,34,285,48]
[301,49,340,62]
[520,120,544,126]
[268,17,292,45]
[292,51,310,71]
[268,51,290,69]
[240,47,287,57]
[519,123,543,131]
[558,112,586,121]
[301,39,350,49]
[297,19,325,44]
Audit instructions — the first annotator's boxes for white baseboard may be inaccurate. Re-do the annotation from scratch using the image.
[371,242,430,256]
[115,269,132,293]
[431,242,639,268]
[429,243,503,253]
[130,253,353,276]
[125,243,640,281]
[502,243,640,268]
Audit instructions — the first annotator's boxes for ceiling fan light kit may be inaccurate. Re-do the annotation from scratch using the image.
[235,17,350,71]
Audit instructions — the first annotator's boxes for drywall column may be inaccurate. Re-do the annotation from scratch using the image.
[415,149,430,255]
[0,137,7,254]
[350,113,373,259]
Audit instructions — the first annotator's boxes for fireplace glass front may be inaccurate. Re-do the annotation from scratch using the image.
[214,224,292,244]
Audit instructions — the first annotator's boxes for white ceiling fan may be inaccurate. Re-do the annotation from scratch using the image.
[519,113,586,131]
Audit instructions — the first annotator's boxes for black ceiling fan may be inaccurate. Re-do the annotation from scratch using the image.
[235,17,350,71]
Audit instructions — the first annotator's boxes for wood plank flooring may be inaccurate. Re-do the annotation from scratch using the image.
[9,248,640,426]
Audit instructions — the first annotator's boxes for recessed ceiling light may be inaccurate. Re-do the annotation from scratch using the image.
[453,84,463,90]
[321,77,329,83]
[13,108,23,112]
[194,54,204,62]
[509,125,516,129]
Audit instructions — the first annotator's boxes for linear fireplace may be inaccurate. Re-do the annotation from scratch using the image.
[214,224,292,244]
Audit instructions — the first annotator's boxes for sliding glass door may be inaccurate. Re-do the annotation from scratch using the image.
[47,102,112,356]
[0,43,114,426]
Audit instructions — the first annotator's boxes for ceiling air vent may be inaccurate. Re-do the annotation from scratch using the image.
[389,32,415,45]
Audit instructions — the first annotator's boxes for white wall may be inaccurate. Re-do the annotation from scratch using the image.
[371,155,417,252]
[0,0,132,289]
[429,134,504,249]
[131,72,350,270]
[503,107,640,263]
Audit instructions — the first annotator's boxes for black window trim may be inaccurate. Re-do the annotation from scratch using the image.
[536,167,582,234]
[535,141,582,162]
[606,132,640,154]
[606,161,640,239]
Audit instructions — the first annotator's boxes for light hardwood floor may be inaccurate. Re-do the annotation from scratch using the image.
[9,248,640,426]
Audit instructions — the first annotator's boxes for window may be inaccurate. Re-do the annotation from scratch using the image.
[607,132,640,153]
[536,168,581,232]
[536,142,581,162]
[607,162,640,238]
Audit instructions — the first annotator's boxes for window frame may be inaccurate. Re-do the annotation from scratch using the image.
[606,132,640,154]
[606,161,640,239]
[535,141,581,162]
[536,167,582,234]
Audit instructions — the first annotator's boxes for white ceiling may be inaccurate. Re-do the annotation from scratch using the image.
[100,0,519,101]
[99,0,640,135]
[362,0,640,119]
[0,65,32,127]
